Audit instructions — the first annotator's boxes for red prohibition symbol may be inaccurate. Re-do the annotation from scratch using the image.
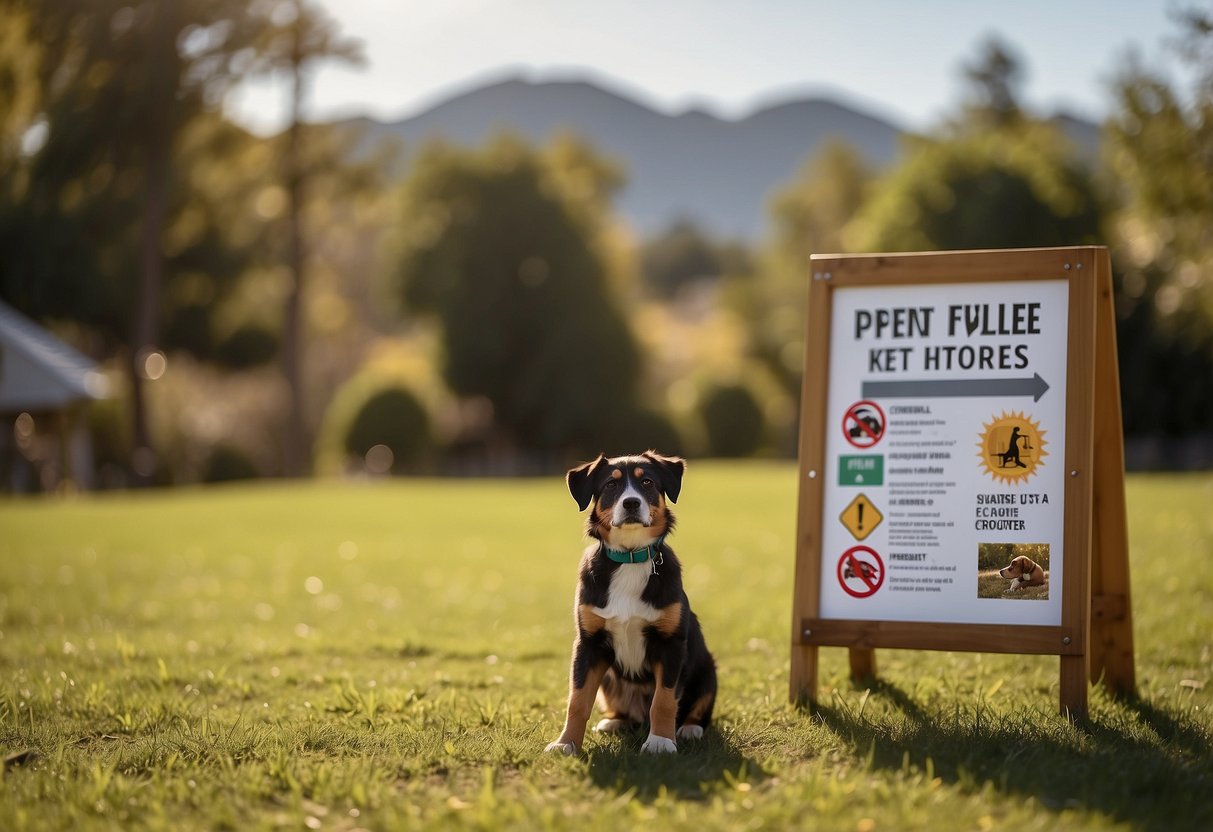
[837,545,885,598]
[842,400,886,448]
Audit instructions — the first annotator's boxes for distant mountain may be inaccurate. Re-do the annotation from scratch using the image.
[343,75,1100,241]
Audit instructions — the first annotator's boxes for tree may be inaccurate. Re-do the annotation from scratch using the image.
[849,34,1100,254]
[769,140,871,266]
[0,0,267,483]
[728,140,872,400]
[248,0,364,476]
[848,123,1101,253]
[640,220,726,298]
[389,136,644,457]
[1103,7,1213,437]
[959,36,1026,129]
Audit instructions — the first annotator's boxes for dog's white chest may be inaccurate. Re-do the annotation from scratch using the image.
[593,563,661,676]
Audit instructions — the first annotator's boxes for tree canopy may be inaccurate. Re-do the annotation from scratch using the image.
[390,136,644,455]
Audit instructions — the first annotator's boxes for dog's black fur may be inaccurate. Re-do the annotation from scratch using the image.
[545,451,717,755]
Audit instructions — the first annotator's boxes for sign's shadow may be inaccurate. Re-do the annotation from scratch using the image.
[812,679,1211,830]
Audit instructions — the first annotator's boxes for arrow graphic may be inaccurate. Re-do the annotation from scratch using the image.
[861,373,1050,402]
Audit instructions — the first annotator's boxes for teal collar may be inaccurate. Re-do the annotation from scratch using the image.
[603,535,665,564]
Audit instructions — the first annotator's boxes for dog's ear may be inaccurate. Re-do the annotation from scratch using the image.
[567,454,607,511]
[644,450,685,503]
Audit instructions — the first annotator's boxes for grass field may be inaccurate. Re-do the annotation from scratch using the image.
[1,463,1211,831]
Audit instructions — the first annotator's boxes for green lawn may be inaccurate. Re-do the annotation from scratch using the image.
[1,464,1210,831]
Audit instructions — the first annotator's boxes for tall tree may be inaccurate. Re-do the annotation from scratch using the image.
[1103,7,1213,437]
[959,36,1026,129]
[848,123,1102,253]
[249,0,364,476]
[1,0,266,483]
[732,140,872,398]
[389,136,643,457]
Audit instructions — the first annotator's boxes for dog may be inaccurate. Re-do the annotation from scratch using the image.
[998,554,1047,592]
[545,451,716,756]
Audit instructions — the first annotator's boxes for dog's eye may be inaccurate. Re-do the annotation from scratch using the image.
[641,478,654,487]
[603,481,617,491]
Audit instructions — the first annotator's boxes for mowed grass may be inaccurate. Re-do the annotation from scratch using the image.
[1,464,1210,831]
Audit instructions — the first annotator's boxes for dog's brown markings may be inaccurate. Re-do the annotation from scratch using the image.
[577,604,606,636]
[634,467,644,478]
[552,662,609,751]
[649,662,678,741]
[652,601,683,637]
[610,468,623,480]
[592,505,613,537]
[646,505,670,536]
[681,691,715,727]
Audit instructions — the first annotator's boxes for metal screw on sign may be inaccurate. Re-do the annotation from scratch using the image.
[1062,636,1072,645]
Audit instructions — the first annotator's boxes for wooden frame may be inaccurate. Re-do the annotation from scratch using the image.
[789,247,1134,719]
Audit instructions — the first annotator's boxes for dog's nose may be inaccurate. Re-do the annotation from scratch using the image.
[623,497,641,512]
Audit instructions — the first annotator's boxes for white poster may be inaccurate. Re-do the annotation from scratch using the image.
[820,280,1069,626]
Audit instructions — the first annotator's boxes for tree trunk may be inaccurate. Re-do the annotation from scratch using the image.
[281,13,309,477]
[130,3,175,487]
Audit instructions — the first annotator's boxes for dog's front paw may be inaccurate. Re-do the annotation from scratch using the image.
[640,734,677,754]
[676,724,704,740]
[544,740,578,756]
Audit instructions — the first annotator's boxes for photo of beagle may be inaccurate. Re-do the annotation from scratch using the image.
[545,451,717,756]
[999,554,1048,593]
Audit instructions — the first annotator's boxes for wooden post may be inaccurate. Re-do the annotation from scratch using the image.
[790,268,831,706]
[1087,249,1136,696]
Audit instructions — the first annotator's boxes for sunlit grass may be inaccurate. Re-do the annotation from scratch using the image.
[1,465,1210,830]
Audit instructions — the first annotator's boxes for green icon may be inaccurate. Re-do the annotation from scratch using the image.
[838,455,883,486]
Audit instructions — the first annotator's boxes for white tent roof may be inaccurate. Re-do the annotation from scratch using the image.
[0,300,107,412]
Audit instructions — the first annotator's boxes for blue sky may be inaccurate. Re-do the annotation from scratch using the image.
[225,0,1190,134]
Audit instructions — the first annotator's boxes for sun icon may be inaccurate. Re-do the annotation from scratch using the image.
[977,411,1048,484]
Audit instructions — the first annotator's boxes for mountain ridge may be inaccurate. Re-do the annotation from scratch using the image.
[341,74,1099,241]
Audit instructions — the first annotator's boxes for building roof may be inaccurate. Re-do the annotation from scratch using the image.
[0,299,107,412]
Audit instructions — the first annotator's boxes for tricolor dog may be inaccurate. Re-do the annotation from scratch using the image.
[999,554,1047,592]
[545,451,717,755]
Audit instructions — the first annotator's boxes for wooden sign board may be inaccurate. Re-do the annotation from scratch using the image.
[790,247,1134,719]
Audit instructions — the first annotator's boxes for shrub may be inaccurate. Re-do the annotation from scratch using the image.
[343,386,431,474]
[163,303,214,358]
[596,406,685,458]
[699,383,765,457]
[214,324,278,370]
[202,444,259,483]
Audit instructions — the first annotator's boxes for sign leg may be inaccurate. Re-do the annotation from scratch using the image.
[1088,250,1136,696]
[790,643,819,709]
[848,647,877,682]
[1059,653,1089,721]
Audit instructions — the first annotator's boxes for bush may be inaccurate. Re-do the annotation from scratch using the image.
[163,303,214,359]
[202,444,259,483]
[596,406,685,459]
[214,324,278,370]
[700,383,765,457]
[343,386,431,474]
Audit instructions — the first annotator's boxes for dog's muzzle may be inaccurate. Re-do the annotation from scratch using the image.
[614,496,650,527]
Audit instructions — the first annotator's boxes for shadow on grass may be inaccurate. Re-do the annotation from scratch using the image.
[812,679,1213,831]
[583,726,762,802]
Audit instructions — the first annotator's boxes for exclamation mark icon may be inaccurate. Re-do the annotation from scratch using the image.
[857,502,864,531]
